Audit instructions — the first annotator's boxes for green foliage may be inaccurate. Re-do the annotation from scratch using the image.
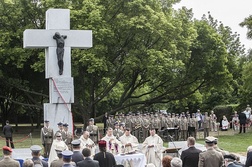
[0,0,247,123]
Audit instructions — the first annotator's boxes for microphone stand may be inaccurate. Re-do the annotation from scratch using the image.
[168,133,180,157]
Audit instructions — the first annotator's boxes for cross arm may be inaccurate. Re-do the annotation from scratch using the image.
[23,29,92,49]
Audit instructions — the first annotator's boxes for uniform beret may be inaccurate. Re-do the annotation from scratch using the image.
[44,120,49,123]
[2,146,12,152]
[57,122,63,126]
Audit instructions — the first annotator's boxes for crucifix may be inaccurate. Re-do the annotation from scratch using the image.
[23,9,92,133]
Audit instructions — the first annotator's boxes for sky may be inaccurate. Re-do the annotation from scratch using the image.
[173,0,252,52]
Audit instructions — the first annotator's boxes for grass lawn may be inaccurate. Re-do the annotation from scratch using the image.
[0,124,251,157]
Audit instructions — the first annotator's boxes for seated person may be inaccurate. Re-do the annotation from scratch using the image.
[221,116,229,131]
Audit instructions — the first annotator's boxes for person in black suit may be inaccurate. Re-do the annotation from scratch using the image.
[77,148,99,167]
[71,140,84,164]
[3,120,14,148]
[180,137,202,167]
[94,140,116,167]
[238,111,247,133]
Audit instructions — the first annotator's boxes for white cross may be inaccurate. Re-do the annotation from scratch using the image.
[23,9,92,78]
[23,9,92,134]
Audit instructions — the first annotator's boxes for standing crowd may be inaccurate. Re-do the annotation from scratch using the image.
[1,105,252,167]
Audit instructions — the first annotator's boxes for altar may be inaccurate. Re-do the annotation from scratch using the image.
[114,153,146,167]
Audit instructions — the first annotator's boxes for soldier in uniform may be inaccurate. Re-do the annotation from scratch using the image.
[188,113,198,139]
[124,114,132,131]
[62,150,75,167]
[113,122,124,139]
[210,110,218,132]
[203,112,211,139]
[86,118,99,144]
[30,145,49,167]
[107,115,115,129]
[151,113,161,133]
[133,113,143,139]
[142,114,151,139]
[71,140,84,164]
[41,120,54,158]
[0,146,20,167]
[179,114,188,141]
[63,123,73,150]
[173,114,180,141]
[166,113,173,128]
[198,136,224,167]
[55,122,66,141]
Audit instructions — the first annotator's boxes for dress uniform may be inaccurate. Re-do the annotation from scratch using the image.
[86,118,99,144]
[55,122,67,140]
[179,115,188,141]
[62,150,75,167]
[71,140,84,164]
[203,112,211,139]
[30,145,48,167]
[113,122,124,139]
[0,146,20,167]
[142,114,151,139]
[41,120,54,158]
[63,123,73,150]
[198,136,224,167]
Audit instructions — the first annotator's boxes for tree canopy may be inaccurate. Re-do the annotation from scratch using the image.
[0,0,247,124]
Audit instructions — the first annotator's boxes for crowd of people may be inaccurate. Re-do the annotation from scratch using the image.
[1,105,252,167]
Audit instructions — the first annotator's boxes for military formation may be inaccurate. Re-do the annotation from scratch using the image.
[105,110,217,142]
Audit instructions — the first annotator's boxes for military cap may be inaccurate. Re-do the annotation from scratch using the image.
[89,118,94,121]
[62,150,73,159]
[71,139,81,146]
[57,122,63,126]
[114,122,119,126]
[120,122,125,126]
[63,123,69,127]
[44,120,49,123]
[205,136,217,144]
[30,145,42,152]
[98,140,107,148]
[2,146,12,152]
[224,154,236,161]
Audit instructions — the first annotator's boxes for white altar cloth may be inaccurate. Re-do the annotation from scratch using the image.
[114,153,146,167]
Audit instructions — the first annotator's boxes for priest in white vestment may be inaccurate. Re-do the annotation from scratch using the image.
[79,131,96,156]
[119,127,139,153]
[48,132,68,165]
[142,128,163,167]
[101,127,122,154]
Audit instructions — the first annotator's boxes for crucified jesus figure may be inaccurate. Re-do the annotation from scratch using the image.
[53,32,67,75]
